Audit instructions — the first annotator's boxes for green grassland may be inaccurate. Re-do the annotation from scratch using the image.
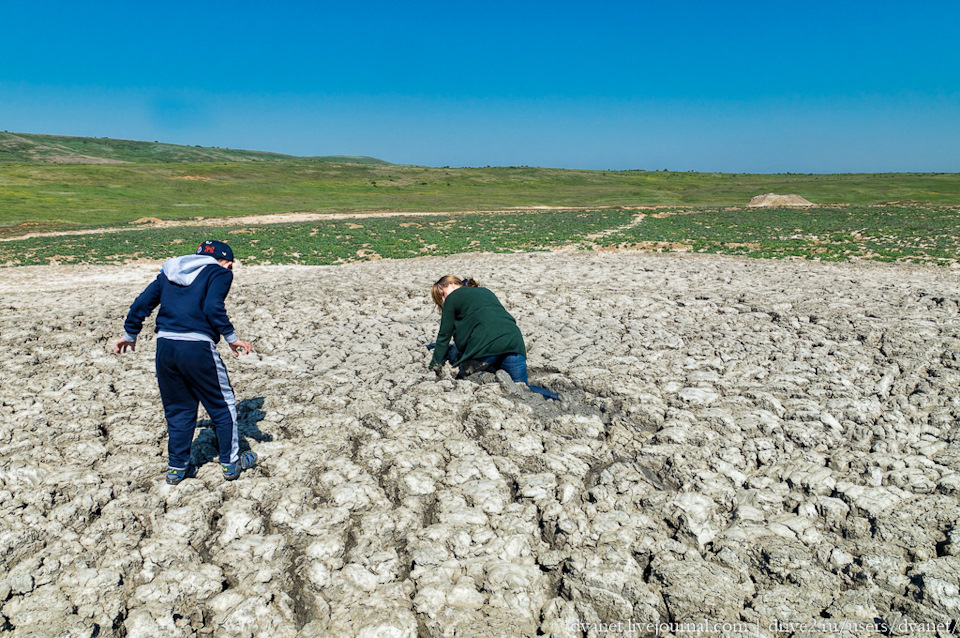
[1,206,957,268]
[3,162,959,235]
[1,133,959,267]
[2,133,960,236]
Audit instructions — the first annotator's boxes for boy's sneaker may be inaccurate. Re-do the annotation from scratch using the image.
[166,464,197,486]
[222,451,258,481]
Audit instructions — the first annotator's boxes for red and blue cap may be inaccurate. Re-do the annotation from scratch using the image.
[196,240,234,262]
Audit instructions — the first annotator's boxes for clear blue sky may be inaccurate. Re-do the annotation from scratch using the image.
[2,0,958,172]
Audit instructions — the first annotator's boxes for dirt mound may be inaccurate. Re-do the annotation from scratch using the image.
[748,193,815,207]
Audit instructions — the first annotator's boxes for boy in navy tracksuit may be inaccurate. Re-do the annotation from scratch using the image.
[115,240,257,485]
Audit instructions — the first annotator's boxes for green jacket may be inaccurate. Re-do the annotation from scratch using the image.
[429,286,526,370]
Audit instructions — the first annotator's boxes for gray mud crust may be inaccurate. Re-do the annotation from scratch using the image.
[1,252,959,637]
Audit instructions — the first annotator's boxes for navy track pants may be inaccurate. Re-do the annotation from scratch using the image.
[155,338,239,469]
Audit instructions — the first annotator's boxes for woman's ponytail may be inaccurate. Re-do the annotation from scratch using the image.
[432,275,480,311]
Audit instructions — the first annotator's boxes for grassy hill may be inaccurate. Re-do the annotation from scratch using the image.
[0,132,959,238]
[0,132,389,165]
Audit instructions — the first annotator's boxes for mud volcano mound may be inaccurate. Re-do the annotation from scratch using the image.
[748,193,815,207]
[1,252,959,637]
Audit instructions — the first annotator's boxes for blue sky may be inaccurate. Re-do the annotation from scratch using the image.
[2,1,958,172]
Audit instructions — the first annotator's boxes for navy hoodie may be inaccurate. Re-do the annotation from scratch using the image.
[123,255,238,344]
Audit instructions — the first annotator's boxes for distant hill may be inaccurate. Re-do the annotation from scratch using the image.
[0,131,391,165]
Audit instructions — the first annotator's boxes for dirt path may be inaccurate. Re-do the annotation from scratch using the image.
[0,205,658,242]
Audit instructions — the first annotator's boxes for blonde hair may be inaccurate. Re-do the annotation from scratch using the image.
[431,275,479,311]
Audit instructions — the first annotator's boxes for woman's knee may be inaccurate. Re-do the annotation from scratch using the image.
[499,354,528,384]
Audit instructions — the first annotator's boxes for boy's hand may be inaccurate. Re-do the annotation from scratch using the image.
[114,338,136,354]
[230,340,253,357]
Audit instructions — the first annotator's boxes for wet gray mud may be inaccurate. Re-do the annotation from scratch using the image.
[1,252,959,637]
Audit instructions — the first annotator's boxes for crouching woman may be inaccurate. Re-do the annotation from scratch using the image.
[428,275,558,400]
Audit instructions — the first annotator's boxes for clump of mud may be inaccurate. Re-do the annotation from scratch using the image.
[748,193,815,207]
[1,252,959,637]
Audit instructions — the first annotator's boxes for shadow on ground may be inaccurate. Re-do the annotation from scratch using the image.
[190,396,272,466]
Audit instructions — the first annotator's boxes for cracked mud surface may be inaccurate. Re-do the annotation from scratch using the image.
[1,252,959,637]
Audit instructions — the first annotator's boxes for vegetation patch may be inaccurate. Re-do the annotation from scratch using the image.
[1,206,957,268]
[595,205,960,265]
[0,210,633,266]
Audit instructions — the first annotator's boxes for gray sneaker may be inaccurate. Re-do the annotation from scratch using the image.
[222,451,258,481]
[166,464,197,486]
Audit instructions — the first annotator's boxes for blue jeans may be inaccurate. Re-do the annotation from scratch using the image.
[441,344,558,400]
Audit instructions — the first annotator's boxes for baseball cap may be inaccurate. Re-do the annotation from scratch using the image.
[196,240,234,262]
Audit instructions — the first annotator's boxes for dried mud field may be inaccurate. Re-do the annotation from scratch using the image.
[1,251,959,638]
